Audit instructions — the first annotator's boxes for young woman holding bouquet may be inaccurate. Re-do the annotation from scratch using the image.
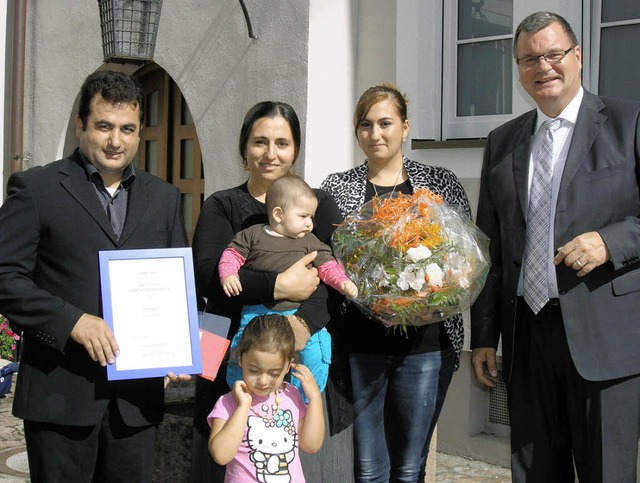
[321,83,472,482]
[190,101,353,483]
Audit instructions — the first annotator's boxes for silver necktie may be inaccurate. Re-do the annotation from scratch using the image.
[523,118,561,314]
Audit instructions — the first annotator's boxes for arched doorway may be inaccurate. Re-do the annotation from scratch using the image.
[133,64,204,243]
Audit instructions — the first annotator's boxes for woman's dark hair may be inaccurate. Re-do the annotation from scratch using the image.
[78,70,145,130]
[238,101,301,167]
[513,11,578,58]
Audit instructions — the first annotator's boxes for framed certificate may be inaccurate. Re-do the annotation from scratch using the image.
[99,247,202,381]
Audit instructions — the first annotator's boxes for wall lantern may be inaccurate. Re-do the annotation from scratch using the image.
[98,0,163,64]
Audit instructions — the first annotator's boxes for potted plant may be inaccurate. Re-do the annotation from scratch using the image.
[0,315,19,397]
[0,315,19,361]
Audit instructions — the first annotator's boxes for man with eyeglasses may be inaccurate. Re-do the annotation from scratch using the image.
[471,11,640,482]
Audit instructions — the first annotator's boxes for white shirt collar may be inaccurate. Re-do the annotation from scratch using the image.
[535,87,584,130]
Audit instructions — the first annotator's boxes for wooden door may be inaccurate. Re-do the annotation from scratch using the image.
[134,65,204,242]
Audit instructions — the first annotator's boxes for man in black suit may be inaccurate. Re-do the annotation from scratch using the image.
[0,71,188,482]
[471,11,640,482]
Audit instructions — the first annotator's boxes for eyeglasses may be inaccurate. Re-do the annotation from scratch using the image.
[516,46,574,69]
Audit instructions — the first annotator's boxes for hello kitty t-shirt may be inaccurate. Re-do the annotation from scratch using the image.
[208,381,307,483]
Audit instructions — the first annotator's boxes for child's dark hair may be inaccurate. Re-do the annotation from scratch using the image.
[236,314,296,363]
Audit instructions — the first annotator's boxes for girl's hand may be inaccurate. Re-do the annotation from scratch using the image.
[232,380,253,408]
[291,363,321,401]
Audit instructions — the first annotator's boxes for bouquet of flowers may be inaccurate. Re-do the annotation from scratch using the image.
[332,188,490,330]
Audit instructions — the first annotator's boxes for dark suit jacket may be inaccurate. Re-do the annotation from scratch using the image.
[471,90,640,383]
[0,149,187,427]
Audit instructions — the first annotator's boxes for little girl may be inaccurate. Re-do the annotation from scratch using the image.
[208,313,324,483]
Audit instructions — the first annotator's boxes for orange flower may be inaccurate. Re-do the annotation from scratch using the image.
[374,188,445,252]
[388,219,443,251]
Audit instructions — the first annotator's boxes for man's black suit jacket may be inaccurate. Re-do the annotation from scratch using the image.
[0,148,187,427]
[471,90,640,383]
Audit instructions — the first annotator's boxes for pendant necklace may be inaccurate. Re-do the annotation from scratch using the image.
[248,387,295,433]
[370,163,404,199]
[250,387,281,419]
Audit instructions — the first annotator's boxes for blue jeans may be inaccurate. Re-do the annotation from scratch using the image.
[349,349,455,483]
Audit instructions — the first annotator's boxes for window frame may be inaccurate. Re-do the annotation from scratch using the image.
[441,0,515,140]
[587,0,640,98]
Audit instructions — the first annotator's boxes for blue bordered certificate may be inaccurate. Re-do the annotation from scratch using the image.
[99,247,202,381]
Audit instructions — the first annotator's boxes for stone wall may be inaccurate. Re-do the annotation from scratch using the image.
[154,379,196,482]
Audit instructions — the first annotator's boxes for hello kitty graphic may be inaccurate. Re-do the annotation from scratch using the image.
[246,405,298,483]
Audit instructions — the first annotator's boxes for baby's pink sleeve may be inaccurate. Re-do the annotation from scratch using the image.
[218,248,246,283]
[317,260,350,291]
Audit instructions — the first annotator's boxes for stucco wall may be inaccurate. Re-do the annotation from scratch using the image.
[22,1,310,197]
[23,1,104,167]
[153,1,310,196]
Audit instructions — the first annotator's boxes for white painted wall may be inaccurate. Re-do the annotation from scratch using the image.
[305,0,358,188]
[308,0,403,187]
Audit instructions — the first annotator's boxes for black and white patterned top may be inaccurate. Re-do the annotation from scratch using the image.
[321,157,471,369]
